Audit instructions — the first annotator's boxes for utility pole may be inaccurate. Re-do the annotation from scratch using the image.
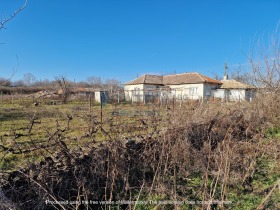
[224,63,228,80]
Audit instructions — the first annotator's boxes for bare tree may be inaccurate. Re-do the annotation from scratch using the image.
[12,79,25,87]
[1,1,27,87]
[23,73,37,86]
[247,30,280,93]
[32,79,56,89]
[104,78,122,92]
[228,66,251,84]
[0,56,19,87]
[55,76,72,104]
[87,76,103,88]
[0,77,12,87]
[211,72,222,81]
[0,0,27,31]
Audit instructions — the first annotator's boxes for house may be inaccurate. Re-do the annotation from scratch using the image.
[124,72,222,102]
[211,75,256,101]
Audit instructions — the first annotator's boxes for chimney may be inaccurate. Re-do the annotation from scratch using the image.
[223,63,228,80]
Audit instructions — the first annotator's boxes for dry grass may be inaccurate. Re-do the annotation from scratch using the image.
[0,93,279,210]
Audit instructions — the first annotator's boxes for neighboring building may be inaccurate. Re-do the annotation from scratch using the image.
[212,75,256,101]
[57,87,108,103]
[124,72,222,102]
[94,90,108,103]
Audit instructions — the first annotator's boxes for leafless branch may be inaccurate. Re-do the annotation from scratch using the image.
[0,0,28,30]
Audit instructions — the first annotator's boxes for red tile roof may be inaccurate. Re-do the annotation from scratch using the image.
[125,74,163,85]
[125,72,222,85]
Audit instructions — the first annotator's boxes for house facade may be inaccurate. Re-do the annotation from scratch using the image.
[124,72,222,102]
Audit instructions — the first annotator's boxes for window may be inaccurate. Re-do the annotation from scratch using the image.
[170,89,176,97]
[134,87,141,95]
[189,87,198,95]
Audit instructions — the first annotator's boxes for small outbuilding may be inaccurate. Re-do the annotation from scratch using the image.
[94,90,108,103]
[212,75,256,101]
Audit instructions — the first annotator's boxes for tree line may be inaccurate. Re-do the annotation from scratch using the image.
[0,74,123,90]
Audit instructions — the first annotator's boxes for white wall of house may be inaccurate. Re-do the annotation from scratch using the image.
[212,89,226,100]
[143,84,162,103]
[124,84,144,102]
[168,83,218,100]
[125,84,164,102]
[125,83,255,103]
[212,89,251,101]
[228,89,246,101]
[168,83,204,100]
[125,83,223,102]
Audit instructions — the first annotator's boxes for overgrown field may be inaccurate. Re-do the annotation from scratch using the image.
[0,97,170,168]
[0,95,280,210]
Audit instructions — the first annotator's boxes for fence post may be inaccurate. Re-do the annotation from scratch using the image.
[89,93,92,113]
[173,95,175,116]
[143,90,146,105]
[174,89,176,106]
[180,90,182,108]
[100,98,103,129]
[158,91,161,107]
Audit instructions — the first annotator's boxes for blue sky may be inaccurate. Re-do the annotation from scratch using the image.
[0,0,280,83]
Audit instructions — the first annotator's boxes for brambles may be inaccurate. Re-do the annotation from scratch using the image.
[0,95,279,209]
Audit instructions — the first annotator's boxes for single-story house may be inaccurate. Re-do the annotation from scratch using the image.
[124,72,222,102]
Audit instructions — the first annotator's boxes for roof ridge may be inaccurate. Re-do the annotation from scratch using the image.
[196,72,206,82]
[163,72,197,77]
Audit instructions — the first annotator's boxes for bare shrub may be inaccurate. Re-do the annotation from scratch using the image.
[55,76,72,104]
[0,98,279,209]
